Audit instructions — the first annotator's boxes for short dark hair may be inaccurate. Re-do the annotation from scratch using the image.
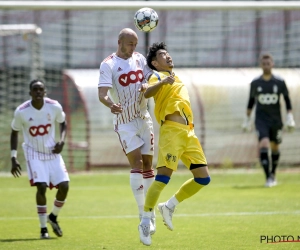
[29,79,45,90]
[146,42,167,70]
[260,52,273,61]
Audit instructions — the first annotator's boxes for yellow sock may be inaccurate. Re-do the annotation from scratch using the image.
[175,178,204,202]
[144,181,166,212]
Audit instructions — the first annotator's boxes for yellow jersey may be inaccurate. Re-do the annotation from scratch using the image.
[148,71,193,125]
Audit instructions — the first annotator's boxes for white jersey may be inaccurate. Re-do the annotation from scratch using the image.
[11,97,66,160]
[98,52,153,124]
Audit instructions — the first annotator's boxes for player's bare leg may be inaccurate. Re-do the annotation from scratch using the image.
[36,182,49,239]
[48,181,69,237]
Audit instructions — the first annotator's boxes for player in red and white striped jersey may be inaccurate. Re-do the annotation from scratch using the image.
[10,80,70,239]
[98,28,156,233]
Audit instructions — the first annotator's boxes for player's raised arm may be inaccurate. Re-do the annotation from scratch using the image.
[10,129,21,177]
[144,75,175,98]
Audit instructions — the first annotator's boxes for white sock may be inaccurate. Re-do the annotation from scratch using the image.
[130,171,145,216]
[165,196,179,210]
[141,211,152,225]
[52,199,65,216]
[143,170,155,218]
[37,205,47,228]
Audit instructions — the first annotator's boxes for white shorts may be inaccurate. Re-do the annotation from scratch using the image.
[114,114,154,155]
[24,154,70,188]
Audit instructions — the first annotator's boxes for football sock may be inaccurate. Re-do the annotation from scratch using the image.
[140,212,152,225]
[37,205,47,228]
[271,151,280,175]
[130,170,144,216]
[144,175,170,212]
[165,196,179,210]
[51,199,65,216]
[174,177,210,203]
[260,148,270,179]
[142,170,155,218]
[142,169,155,196]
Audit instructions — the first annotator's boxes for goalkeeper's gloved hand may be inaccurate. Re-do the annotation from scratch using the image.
[242,116,252,132]
[285,113,295,132]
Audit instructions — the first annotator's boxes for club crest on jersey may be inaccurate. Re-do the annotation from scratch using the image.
[257,86,262,92]
[117,67,123,72]
[273,85,278,93]
[47,113,51,121]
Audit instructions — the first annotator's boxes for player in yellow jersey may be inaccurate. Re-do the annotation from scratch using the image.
[138,42,210,246]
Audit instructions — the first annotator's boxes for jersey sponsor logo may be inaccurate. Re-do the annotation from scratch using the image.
[258,93,278,105]
[118,70,144,87]
[29,124,51,137]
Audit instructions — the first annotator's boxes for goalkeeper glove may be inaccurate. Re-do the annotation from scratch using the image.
[285,113,295,132]
[242,116,252,132]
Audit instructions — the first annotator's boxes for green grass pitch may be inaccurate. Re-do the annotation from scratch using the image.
[0,168,300,250]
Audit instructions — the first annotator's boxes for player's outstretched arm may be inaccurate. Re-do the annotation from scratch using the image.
[10,130,21,177]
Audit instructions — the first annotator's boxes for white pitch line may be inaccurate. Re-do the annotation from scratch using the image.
[1,210,300,220]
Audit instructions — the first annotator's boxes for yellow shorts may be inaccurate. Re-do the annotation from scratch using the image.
[156,120,207,171]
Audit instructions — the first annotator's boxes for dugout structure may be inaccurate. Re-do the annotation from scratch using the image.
[1,1,300,171]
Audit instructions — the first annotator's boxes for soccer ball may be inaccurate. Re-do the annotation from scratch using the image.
[134,7,159,32]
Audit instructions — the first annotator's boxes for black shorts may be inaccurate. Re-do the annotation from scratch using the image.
[255,120,283,144]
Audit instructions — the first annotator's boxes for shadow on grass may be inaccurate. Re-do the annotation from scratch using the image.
[0,238,57,242]
[232,185,266,189]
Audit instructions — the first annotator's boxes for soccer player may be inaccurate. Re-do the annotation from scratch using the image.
[242,53,295,187]
[98,28,156,233]
[10,79,70,239]
[138,42,211,246]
